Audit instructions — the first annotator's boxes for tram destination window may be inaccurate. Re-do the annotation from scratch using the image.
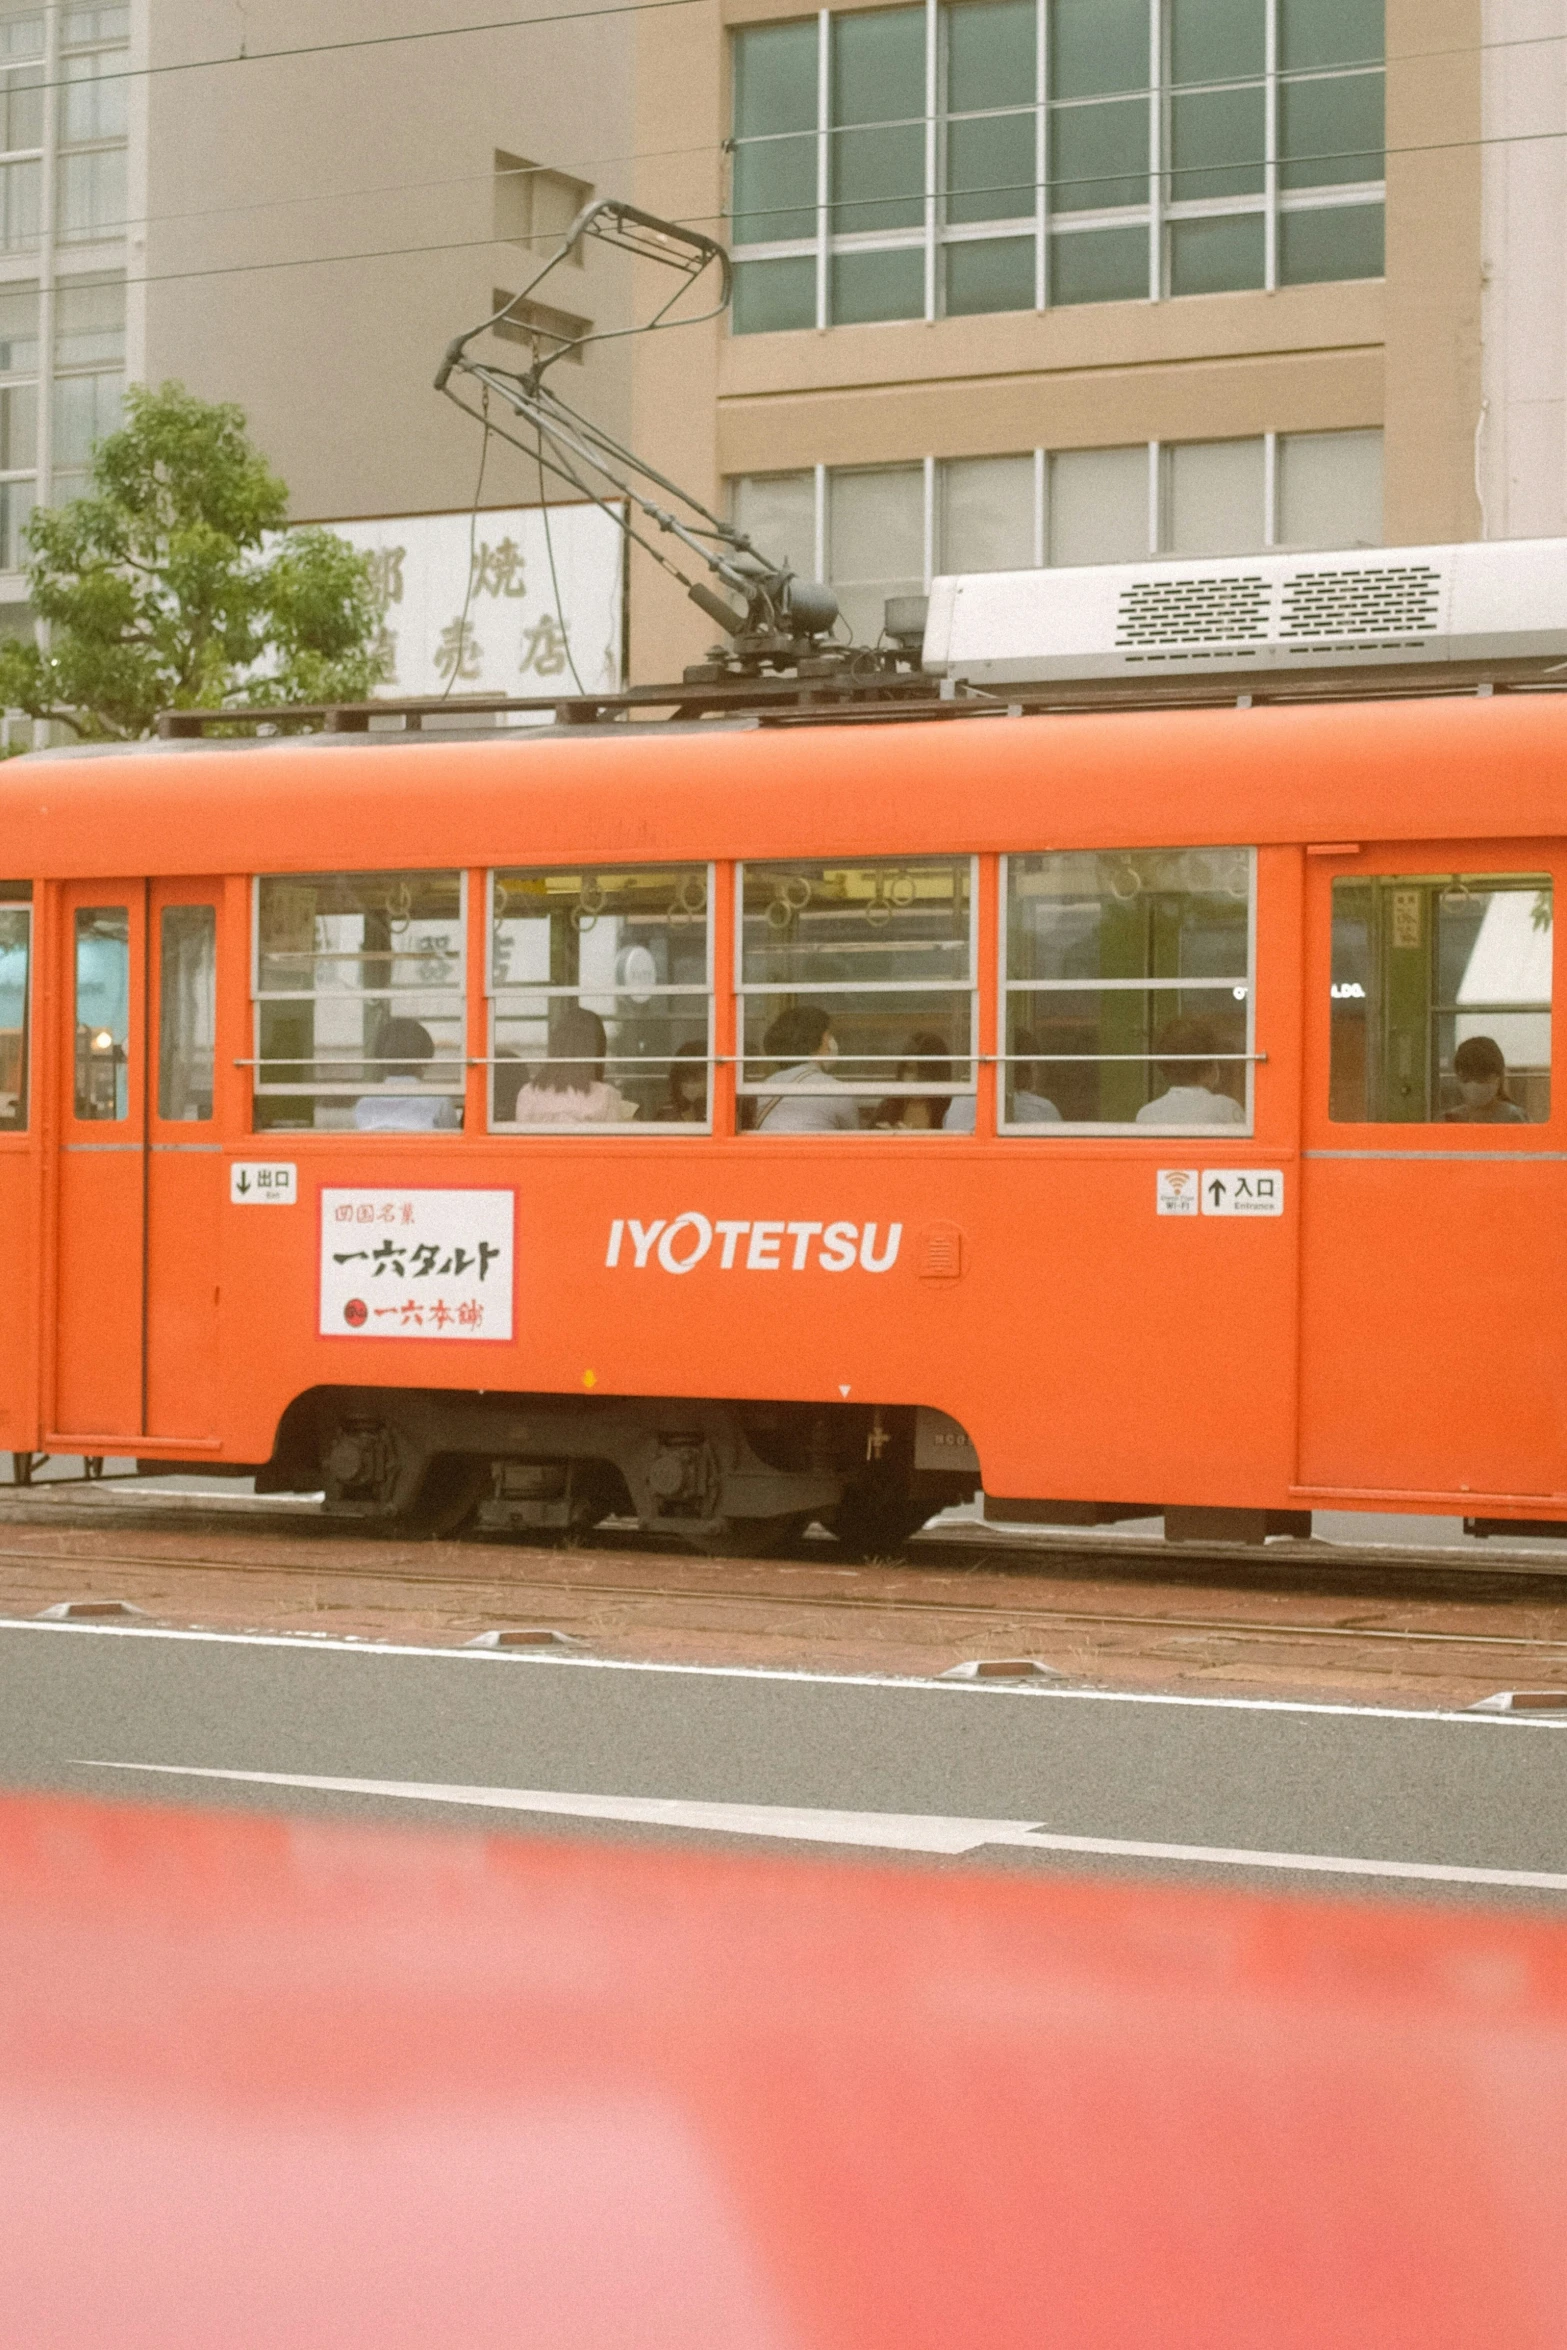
[1003,849,1255,1131]
[74,904,128,1121]
[738,857,975,1132]
[158,904,215,1121]
[0,880,30,1130]
[253,872,465,1133]
[489,865,712,1129]
[1330,872,1553,1123]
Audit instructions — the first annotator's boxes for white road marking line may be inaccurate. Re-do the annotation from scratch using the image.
[80,1763,1567,1889]
[6,1614,1566,1724]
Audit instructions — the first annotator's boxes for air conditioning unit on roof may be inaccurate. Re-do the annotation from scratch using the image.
[921,537,1567,686]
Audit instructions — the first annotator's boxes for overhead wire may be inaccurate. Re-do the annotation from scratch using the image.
[42,6,1567,96]
[440,383,492,700]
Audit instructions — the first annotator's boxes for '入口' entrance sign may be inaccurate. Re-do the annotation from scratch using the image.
[1157,1169,1285,1218]
[320,1190,514,1339]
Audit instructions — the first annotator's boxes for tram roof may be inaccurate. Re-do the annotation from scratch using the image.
[2,688,1564,879]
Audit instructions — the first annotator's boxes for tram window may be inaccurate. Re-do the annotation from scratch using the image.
[253,873,465,1133]
[157,905,215,1122]
[738,858,975,1131]
[0,884,31,1131]
[1330,873,1553,1124]
[489,865,711,1129]
[74,905,129,1122]
[1003,849,1254,1131]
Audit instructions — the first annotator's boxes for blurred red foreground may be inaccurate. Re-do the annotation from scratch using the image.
[3,1791,1566,2348]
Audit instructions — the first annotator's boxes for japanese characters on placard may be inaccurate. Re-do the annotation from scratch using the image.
[328,505,623,703]
[320,1189,514,1340]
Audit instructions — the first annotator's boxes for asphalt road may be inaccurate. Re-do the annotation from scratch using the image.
[3,1618,1566,1905]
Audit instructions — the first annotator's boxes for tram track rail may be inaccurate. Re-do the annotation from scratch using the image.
[2,1513,1567,1667]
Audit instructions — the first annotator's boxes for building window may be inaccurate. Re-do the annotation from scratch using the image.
[730,0,1383,329]
[1002,847,1255,1132]
[730,427,1381,640]
[252,872,467,1134]
[0,277,35,567]
[57,4,127,245]
[488,864,713,1130]
[0,7,41,258]
[51,271,123,501]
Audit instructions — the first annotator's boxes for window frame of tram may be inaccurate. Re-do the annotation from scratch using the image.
[73,901,129,1122]
[736,856,978,1132]
[1329,870,1554,1125]
[0,877,30,1131]
[250,871,467,1134]
[1000,847,1257,1133]
[487,863,715,1132]
[157,903,216,1123]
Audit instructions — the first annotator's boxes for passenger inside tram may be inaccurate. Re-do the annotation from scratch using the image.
[666,1039,709,1123]
[1008,1031,1063,1124]
[874,1032,953,1129]
[507,1005,636,1125]
[755,1004,859,1132]
[1443,1034,1527,1124]
[352,1018,462,1132]
[1134,1015,1246,1126]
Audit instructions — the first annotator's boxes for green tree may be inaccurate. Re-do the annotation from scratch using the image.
[0,381,387,739]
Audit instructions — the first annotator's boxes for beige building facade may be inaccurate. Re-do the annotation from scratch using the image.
[631,0,1486,676]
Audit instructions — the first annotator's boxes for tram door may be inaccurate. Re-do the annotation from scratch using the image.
[1297,847,1567,1506]
[54,880,222,1446]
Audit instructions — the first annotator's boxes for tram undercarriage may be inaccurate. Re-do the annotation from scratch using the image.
[256,1388,978,1558]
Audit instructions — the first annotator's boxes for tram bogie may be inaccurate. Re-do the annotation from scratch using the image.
[261,1387,974,1552]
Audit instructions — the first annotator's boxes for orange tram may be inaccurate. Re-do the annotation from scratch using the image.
[1,690,1563,1554]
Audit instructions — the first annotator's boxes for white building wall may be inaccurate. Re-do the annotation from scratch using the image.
[1480,0,1567,536]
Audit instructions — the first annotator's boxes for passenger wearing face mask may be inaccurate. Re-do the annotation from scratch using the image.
[754,1003,860,1132]
[1444,1034,1528,1123]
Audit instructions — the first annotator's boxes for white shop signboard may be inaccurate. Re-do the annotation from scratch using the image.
[325,502,624,703]
[320,1189,515,1341]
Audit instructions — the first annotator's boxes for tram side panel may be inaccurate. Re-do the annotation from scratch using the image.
[213,1137,1305,1514]
[0,1144,37,1456]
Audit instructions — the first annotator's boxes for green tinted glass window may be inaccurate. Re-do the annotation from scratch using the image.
[1050,97,1147,212]
[1169,0,1265,86]
[734,20,818,136]
[1279,0,1383,72]
[1279,69,1383,190]
[948,0,1034,111]
[831,8,924,125]
[1048,0,1146,100]
[733,134,816,244]
[730,0,1382,331]
[947,111,1034,223]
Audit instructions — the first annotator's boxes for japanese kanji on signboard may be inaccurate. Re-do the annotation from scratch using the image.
[320,1190,514,1341]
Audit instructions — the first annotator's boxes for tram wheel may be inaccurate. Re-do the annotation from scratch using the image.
[391,1455,491,1540]
[829,1489,933,1562]
[681,1512,812,1560]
